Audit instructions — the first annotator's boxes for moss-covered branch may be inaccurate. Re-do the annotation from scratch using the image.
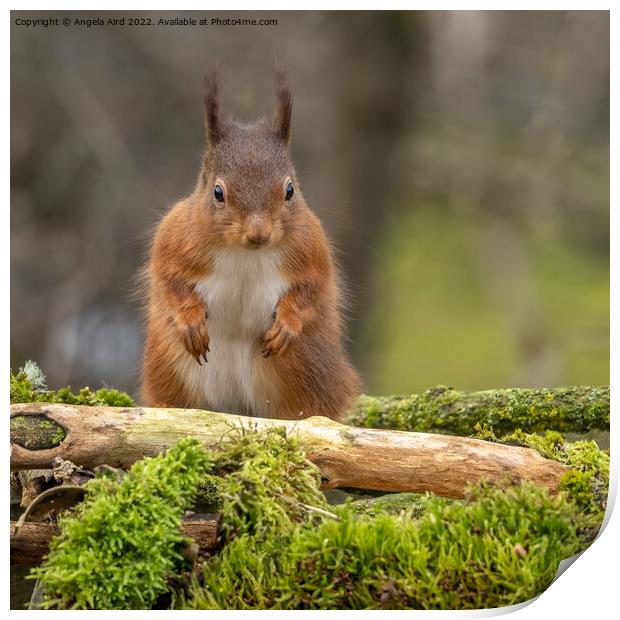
[347,385,609,435]
[11,364,609,437]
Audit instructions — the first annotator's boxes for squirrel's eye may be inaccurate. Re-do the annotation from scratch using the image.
[285,182,294,201]
[214,184,225,203]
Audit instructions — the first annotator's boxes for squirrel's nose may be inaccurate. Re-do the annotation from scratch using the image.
[245,220,272,246]
[246,230,270,246]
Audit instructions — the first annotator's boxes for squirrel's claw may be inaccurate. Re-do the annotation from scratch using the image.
[177,308,210,364]
[194,350,208,365]
[262,314,299,357]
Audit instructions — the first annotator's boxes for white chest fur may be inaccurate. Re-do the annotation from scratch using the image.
[187,247,288,415]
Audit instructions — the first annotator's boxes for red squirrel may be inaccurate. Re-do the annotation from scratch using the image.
[141,71,361,420]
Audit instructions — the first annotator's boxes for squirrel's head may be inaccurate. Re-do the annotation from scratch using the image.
[200,70,301,250]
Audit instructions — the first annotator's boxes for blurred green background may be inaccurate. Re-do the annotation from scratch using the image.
[10,11,609,398]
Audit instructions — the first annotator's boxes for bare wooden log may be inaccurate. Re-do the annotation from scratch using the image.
[10,522,55,565]
[10,403,568,498]
[10,518,220,566]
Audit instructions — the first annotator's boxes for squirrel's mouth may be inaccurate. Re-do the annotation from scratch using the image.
[245,240,268,250]
[242,234,272,249]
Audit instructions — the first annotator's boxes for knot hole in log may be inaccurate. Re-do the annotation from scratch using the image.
[10,415,66,450]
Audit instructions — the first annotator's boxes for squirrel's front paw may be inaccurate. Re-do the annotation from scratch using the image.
[176,305,210,364]
[262,306,301,358]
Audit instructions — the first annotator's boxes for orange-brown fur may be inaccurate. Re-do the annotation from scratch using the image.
[141,71,361,420]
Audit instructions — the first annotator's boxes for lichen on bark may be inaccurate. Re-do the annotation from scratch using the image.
[348,385,609,435]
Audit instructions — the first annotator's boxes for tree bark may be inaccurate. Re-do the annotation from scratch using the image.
[10,518,219,566]
[347,386,609,435]
[10,403,568,499]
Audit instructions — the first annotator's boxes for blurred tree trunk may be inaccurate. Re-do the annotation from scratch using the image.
[327,13,428,353]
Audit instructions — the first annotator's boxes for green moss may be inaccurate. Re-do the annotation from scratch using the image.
[472,422,497,442]
[561,441,609,510]
[37,385,135,407]
[51,426,66,446]
[499,429,565,460]
[349,492,450,519]
[181,480,601,610]
[177,427,605,610]
[30,438,213,610]
[211,426,329,542]
[10,369,36,403]
[10,362,135,407]
[348,386,609,435]
[560,471,597,510]
[195,474,224,509]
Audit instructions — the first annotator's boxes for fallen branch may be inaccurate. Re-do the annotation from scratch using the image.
[10,518,219,566]
[347,386,610,435]
[10,403,568,498]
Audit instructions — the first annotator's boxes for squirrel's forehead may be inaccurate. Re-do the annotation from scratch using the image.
[215,134,290,180]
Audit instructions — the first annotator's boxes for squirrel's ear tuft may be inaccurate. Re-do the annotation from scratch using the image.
[273,68,292,144]
[204,70,223,147]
